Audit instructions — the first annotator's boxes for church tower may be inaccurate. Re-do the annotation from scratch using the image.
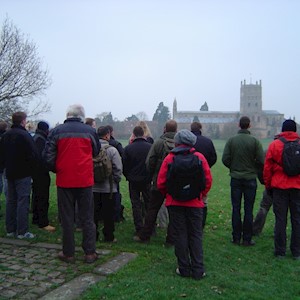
[240,79,262,115]
[173,98,177,119]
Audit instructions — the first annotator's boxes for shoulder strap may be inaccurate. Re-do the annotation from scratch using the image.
[102,144,111,149]
[279,137,287,144]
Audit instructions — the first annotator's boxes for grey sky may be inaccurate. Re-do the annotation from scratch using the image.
[1,0,299,126]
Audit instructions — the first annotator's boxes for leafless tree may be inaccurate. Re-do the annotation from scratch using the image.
[136,111,148,121]
[0,17,51,120]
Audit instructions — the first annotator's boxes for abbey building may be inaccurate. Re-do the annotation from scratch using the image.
[172,80,284,139]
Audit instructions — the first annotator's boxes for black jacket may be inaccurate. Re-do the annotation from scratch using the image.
[0,129,6,173]
[191,130,217,168]
[0,125,38,180]
[122,137,152,183]
[33,129,49,177]
[109,136,124,158]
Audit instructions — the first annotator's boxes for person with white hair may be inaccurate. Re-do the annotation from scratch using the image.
[44,104,100,264]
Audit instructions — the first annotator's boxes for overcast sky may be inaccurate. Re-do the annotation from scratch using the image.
[1,0,299,126]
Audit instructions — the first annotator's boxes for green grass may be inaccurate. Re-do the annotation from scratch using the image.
[1,139,300,299]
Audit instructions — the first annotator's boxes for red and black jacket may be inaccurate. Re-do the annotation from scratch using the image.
[44,118,100,188]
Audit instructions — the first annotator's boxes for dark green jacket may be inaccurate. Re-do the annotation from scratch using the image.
[222,129,264,180]
[146,132,176,190]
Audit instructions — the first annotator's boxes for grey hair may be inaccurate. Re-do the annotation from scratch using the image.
[66,104,85,122]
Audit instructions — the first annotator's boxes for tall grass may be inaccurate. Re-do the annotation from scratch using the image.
[1,139,300,299]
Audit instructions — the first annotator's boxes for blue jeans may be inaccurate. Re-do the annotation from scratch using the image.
[6,177,32,235]
[230,178,257,242]
[273,188,300,257]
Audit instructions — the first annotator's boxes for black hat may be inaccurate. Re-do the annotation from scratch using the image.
[37,121,49,132]
[281,119,296,132]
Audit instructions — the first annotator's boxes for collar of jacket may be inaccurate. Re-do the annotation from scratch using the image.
[191,130,202,136]
[11,124,26,131]
[278,131,300,140]
[132,137,147,143]
[64,117,82,123]
[34,129,48,138]
[238,129,250,134]
[161,131,176,139]
[100,139,109,145]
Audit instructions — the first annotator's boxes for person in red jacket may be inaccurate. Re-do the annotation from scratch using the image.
[44,104,100,264]
[264,119,300,259]
[157,129,212,279]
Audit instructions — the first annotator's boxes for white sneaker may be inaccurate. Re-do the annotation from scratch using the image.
[17,232,35,239]
[6,232,16,238]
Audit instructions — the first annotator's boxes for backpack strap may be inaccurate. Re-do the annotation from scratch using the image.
[279,137,287,144]
[101,143,113,199]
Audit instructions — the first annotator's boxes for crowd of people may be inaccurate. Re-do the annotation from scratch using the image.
[0,104,300,278]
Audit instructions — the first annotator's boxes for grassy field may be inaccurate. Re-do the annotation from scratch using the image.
[1,139,300,299]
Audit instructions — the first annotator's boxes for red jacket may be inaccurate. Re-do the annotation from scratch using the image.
[264,131,300,190]
[157,146,212,208]
[44,118,100,188]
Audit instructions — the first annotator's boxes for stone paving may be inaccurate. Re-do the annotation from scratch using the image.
[0,238,137,299]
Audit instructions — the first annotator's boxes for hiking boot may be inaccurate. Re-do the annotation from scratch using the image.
[17,232,35,239]
[242,240,255,246]
[58,251,75,264]
[84,252,98,263]
[41,225,56,232]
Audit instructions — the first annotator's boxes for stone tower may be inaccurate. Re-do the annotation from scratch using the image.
[240,79,262,115]
[173,98,177,119]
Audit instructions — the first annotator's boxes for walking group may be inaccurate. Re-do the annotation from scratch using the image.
[0,104,300,278]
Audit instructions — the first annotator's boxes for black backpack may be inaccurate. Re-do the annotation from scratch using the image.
[279,137,300,176]
[166,147,206,201]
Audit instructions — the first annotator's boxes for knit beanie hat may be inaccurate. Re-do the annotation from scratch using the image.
[281,119,296,132]
[37,121,49,132]
[174,129,197,146]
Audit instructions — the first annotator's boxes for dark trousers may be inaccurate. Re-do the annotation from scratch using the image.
[230,178,257,242]
[114,183,123,222]
[129,182,150,233]
[6,177,31,235]
[138,189,175,243]
[168,206,204,279]
[253,189,273,235]
[57,187,96,257]
[32,173,50,228]
[273,188,300,257]
[94,192,115,241]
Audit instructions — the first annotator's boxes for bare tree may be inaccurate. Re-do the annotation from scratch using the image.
[136,111,148,121]
[0,17,51,120]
